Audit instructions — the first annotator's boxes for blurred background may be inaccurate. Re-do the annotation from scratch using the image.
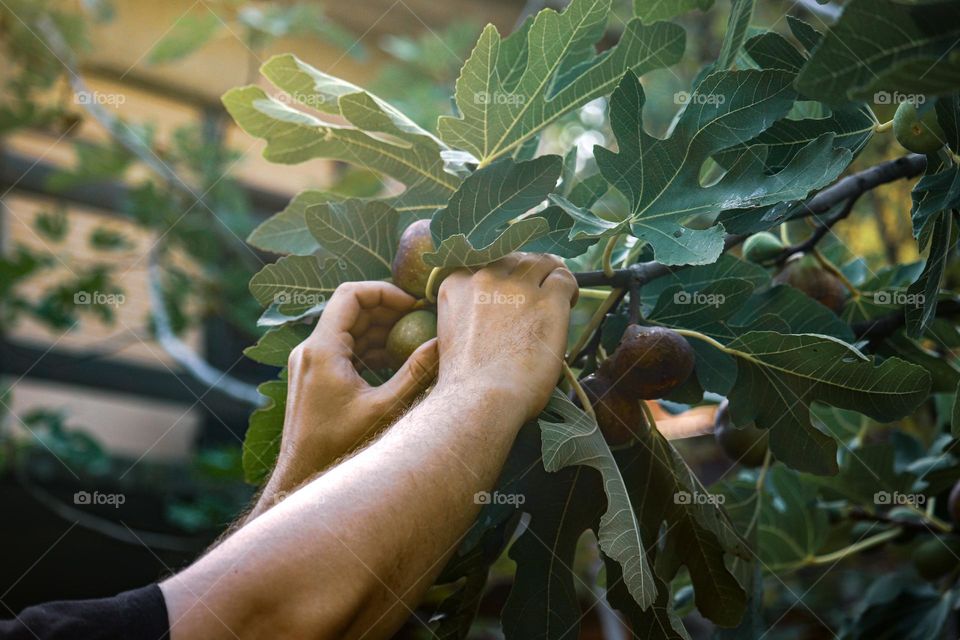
[0,0,923,636]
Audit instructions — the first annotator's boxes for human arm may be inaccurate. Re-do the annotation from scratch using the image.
[161,253,578,639]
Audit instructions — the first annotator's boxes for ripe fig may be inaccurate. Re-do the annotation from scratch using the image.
[386,309,437,369]
[599,325,695,400]
[392,219,435,298]
[742,231,784,264]
[894,101,946,155]
[948,480,960,527]
[576,374,648,445]
[912,536,960,582]
[774,254,847,314]
[714,399,768,468]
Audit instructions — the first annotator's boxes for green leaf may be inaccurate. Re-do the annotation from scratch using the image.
[604,554,691,639]
[640,254,769,310]
[953,381,960,438]
[596,70,850,265]
[723,332,932,474]
[425,156,563,268]
[249,254,365,315]
[247,191,331,256]
[811,444,915,507]
[148,10,221,64]
[633,0,713,23]
[305,199,399,277]
[537,390,656,609]
[223,54,459,213]
[795,0,960,103]
[843,577,958,640]
[936,93,960,154]
[438,0,685,166]
[243,379,287,484]
[758,467,828,568]
[910,166,960,238]
[244,324,312,366]
[716,0,755,71]
[906,210,954,338]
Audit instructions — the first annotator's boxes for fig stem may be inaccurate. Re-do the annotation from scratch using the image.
[562,362,595,421]
[566,288,623,365]
[578,287,614,300]
[874,119,893,133]
[424,267,442,304]
[639,398,659,435]
[745,450,773,537]
[808,527,903,566]
[601,235,619,278]
[811,248,861,298]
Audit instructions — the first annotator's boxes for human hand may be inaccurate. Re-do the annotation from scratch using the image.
[266,281,439,496]
[434,253,578,422]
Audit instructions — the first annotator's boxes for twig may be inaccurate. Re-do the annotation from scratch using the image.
[776,194,861,264]
[148,249,264,406]
[853,299,960,343]
[566,288,624,365]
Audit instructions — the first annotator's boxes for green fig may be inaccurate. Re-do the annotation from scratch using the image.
[386,310,437,369]
[912,536,960,582]
[774,254,847,314]
[576,374,648,446]
[599,325,695,400]
[894,101,946,154]
[392,219,435,298]
[714,399,768,468]
[742,231,784,264]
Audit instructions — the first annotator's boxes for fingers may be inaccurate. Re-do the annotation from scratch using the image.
[311,282,416,357]
[542,267,579,307]
[368,338,439,416]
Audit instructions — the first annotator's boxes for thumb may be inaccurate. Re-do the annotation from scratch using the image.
[371,338,439,413]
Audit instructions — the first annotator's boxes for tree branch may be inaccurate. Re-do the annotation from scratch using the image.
[853,299,960,343]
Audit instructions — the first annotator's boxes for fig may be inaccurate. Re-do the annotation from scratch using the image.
[774,254,847,314]
[576,374,648,445]
[714,399,768,468]
[385,309,437,369]
[894,101,946,155]
[392,219,435,298]
[912,536,960,582]
[742,231,784,263]
[599,325,695,400]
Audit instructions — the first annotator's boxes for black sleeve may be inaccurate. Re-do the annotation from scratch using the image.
[0,583,169,640]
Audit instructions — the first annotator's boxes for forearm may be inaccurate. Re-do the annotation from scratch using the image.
[163,383,526,640]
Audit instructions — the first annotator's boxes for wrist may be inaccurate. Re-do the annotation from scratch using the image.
[430,377,531,425]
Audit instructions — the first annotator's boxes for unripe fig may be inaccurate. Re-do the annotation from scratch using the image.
[386,310,436,369]
[742,231,784,264]
[912,536,960,582]
[599,325,695,400]
[948,480,960,527]
[894,101,946,154]
[576,374,648,445]
[392,219,435,298]
[774,254,847,314]
[714,399,768,468]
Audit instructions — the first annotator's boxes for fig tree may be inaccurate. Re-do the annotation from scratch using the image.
[912,536,960,582]
[774,254,847,314]
[392,219,435,298]
[576,374,648,445]
[385,309,437,369]
[893,101,946,154]
[742,231,784,264]
[713,399,768,468]
[599,325,695,399]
